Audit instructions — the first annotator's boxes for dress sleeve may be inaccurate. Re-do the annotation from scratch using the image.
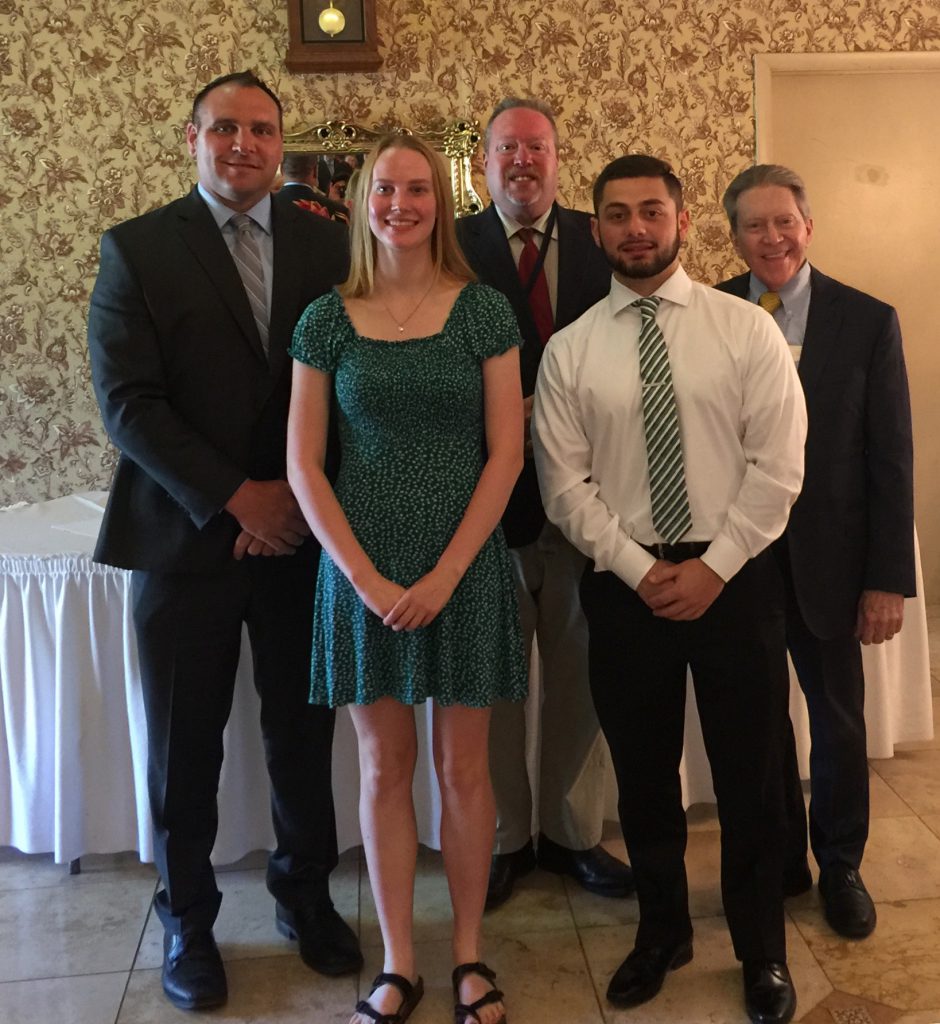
[466,283,522,361]
[289,289,342,372]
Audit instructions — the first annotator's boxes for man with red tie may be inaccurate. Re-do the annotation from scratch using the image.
[456,98,633,908]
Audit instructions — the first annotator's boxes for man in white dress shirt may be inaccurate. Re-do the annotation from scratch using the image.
[532,155,806,1024]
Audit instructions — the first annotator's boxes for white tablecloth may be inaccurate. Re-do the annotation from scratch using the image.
[0,493,933,864]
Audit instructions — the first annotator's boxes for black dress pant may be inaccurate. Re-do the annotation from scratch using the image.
[777,547,868,876]
[132,554,337,935]
[580,551,790,962]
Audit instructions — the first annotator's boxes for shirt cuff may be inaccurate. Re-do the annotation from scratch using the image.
[609,539,658,590]
[701,534,749,583]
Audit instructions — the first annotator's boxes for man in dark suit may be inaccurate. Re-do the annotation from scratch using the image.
[717,164,915,939]
[277,151,349,223]
[88,71,360,1011]
[456,97,633,908]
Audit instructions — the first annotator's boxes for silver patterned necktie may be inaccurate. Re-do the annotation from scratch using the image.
[230,214,269,355]
[633,296,692,544]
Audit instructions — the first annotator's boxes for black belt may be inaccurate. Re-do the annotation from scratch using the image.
[638,541,711,562]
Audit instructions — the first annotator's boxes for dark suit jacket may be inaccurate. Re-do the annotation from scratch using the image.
[456,203,611,546]
[274,181,349,223]
[89,186,349,571]
[717,267,915,638]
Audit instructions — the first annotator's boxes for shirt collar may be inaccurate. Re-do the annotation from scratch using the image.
[608,263,693,316]
[493,202,558,241]
[197,184,273,236]
[747,259,811,309]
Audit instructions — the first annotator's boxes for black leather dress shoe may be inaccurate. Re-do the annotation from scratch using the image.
[485,839,537,911]
[276,900,363,975]
[536,833,635,898]
[742,960,796,1024]
[819,866,876,938]
[162,931,227,1011]
[606,940,693,1007]
[782,858,813,898]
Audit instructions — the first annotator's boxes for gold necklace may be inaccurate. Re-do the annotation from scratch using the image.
[380,279,437,334]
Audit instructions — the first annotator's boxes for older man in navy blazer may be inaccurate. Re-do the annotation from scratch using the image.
[456,97,633,909]
[717,164,915,939]
[88,71,359,1010]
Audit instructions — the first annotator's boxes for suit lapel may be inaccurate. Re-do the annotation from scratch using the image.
[268,200,305,383]
[468,205,542,389]
[555,207,598,327]
[174,189,268,365]
[799,267,841,394]
[720,272,749,300]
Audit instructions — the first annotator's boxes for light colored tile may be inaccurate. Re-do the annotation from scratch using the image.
[0,877,154,982]
[0,972,128,1024]
[921,815,940,841]
[480,868,573,938]
[135,859,360,969]
[870,749,940,817]
[685,829,726,921]
[213,849,270,872]
[685,802,723,832]
[893,1011,940,1024]
[359,844,574,948]
[861,817,940,902]
[0,848,156,892]
[790,897,940,1011]
[870,767,918,818]
[120,956,357,1023]
[798,990,907,1023]
[565,834,640,930]
[579,916,830,1024]
[568,825,738,931]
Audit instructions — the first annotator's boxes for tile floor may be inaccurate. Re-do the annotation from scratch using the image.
[3,611,940,1024]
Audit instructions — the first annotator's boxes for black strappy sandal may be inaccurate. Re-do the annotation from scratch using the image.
[354,972,424,1023]
[452,961,506,1024]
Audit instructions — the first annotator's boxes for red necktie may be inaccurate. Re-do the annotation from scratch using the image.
[517,228,554,346]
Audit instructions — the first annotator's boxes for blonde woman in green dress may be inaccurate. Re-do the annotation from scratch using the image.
[287,134,527,1024]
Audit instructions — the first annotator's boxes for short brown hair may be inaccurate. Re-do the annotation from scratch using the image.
[593,155,684,213]
[190,70,282,131]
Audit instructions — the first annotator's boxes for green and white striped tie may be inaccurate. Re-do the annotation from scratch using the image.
[633,296,692,544]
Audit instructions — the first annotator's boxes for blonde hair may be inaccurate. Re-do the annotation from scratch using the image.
[339,134,475,298]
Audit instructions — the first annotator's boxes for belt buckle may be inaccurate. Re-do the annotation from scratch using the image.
[655,542,667,560]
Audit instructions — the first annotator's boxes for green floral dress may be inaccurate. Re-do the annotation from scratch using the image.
[290,283,528,708]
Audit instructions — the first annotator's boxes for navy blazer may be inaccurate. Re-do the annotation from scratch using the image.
[457,203,611,546]
[89,187,349,571]
[717,267,915,638]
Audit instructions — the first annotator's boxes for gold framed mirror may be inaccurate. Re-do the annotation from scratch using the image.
[283,118,484,217]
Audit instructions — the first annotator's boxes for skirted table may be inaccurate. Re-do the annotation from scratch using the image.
[0,493,933,865]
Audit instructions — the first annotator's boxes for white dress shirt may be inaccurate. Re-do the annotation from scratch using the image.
[531,264,807,589]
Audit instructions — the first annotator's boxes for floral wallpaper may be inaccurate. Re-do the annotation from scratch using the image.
[2,0,938,508]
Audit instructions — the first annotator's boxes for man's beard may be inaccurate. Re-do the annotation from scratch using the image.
[603,231,680,280]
